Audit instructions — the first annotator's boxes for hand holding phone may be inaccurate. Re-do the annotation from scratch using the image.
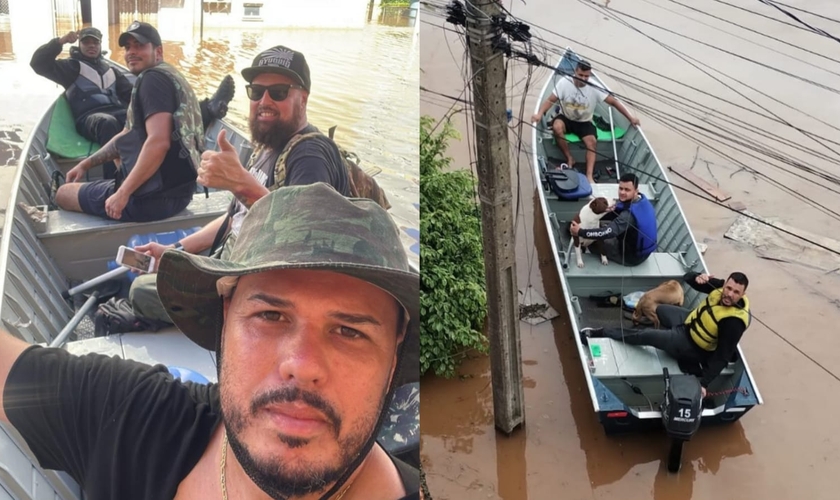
[116,245,156,274]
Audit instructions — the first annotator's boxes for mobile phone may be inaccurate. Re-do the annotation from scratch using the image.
[116,245,155,273]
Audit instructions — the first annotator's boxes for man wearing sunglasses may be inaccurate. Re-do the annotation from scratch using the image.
[123,45,351,332]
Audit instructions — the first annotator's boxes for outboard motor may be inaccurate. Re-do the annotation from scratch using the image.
[660,368,702,472]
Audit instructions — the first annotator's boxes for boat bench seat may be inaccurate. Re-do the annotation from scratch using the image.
[35,192,232,282]
[566,252,686,278]
[587,338,736,379]
[589,183,658,202]
[38,191,232,238]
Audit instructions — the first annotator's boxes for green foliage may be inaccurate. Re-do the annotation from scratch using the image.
[381,0,411,6]
[420,115,488,378]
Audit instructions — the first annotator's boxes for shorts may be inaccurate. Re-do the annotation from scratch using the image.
[552,114,597,140]
[78,179,192,222]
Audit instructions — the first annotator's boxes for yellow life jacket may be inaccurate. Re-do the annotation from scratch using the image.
[684,288,750,351]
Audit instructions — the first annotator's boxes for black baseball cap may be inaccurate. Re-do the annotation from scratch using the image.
[241,45,310,92]
[79,27,102,41]
[118,21,162,47]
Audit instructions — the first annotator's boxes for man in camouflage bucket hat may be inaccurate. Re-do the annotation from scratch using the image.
[0,183,419,500]
[157,182,419,499]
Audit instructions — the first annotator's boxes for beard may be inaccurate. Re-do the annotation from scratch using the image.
[220,370,390,499]
[249,104,304,151]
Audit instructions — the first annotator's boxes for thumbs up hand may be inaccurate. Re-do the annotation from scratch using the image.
[198,129,247,192]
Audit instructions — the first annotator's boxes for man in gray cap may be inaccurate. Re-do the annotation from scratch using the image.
[0,183,419,499]
[54,21,235,223]
[31,27,134,179]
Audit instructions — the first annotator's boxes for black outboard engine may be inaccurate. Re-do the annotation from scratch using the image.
[660,368,702,472]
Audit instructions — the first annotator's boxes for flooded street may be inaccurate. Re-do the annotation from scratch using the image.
[0,0,418,242]
[421,0,840,498]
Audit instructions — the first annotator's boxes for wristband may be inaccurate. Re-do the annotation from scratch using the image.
[173,242,184,251]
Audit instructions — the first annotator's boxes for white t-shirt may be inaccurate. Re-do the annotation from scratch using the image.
[552,75,608,123]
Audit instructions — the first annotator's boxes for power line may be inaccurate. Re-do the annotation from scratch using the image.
[758,0,840,43]
[662,0,840,68]
[587,0,840,94]
[577,0,840,164]
[764,0,840,25]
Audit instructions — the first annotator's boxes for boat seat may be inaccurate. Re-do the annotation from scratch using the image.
[35,191,232,282]
[589,183,657,202]
[587,338,736,379]
[38,191,232,238]
[46,95,101,160]
[566,252,687,278]
[558,126,627,144]
[543,110,627,144]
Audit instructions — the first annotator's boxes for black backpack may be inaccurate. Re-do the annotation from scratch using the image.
[94,298,171,337]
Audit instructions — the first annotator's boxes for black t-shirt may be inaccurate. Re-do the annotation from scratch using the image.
[128,69,197,198]
[3,345,418,500]
[281,126,350,196]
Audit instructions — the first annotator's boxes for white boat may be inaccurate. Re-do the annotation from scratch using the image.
[531,47,762,469]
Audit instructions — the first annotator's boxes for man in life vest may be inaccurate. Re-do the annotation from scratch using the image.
[570,172,658,266]
[583,271,751,397]
[31,27,134,179]
[32,27,235,182]
[54,21,213,223]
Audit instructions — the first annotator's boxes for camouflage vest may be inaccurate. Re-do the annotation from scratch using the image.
[266,131,391,210]
[125,62,203,173]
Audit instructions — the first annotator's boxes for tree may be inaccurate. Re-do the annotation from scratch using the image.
[420,115,487,378]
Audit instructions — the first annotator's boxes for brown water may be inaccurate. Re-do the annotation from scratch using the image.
[421,0,840,498]
[0,2,418,240]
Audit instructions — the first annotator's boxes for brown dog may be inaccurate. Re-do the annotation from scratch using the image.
[573,196,611,268]
[632,280,685,328]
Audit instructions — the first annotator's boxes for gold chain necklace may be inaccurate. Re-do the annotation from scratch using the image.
[220,433,351,500]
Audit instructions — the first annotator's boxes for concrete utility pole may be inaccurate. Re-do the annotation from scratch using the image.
[463,0,525,433]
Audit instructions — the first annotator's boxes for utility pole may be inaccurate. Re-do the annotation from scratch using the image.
[464,0,525,434]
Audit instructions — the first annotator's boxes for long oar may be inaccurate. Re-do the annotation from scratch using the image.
[50,291,100,348]
[62,266,130,300]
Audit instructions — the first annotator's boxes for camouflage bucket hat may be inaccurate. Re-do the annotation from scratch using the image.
[156,182,419,355]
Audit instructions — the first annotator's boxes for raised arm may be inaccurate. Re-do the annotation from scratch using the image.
[0,330,34,423]
[30,33,79,88]
[683,272,725,294]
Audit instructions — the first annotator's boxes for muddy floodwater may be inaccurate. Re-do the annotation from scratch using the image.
[1,1,418,234]
[421,0,840,498]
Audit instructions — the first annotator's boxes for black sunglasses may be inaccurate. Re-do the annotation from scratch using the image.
[245,83,304,102]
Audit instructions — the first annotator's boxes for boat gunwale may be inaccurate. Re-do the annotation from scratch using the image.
[530,46,762,420]
[0,97,55,320]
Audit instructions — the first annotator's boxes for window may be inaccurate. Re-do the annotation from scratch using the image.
[203,1,232,14]
[243,2,263,19]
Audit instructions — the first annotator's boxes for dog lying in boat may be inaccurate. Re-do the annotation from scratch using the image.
[631,279,685,328]
[572,196,612,268]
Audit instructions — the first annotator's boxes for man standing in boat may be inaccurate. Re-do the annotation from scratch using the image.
[582,271,751,398]
[531,60,641,184]
[53,21,234,223]
[0,184,419,499]
[30,27,134,180]
[125,44,351,326]
[570,173,657,266]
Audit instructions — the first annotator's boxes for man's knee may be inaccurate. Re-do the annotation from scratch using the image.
[582,136,596,149]
[55,184,82,211]
[92,115,123,143]
[130,273,171,322]
[552,120,566,136]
